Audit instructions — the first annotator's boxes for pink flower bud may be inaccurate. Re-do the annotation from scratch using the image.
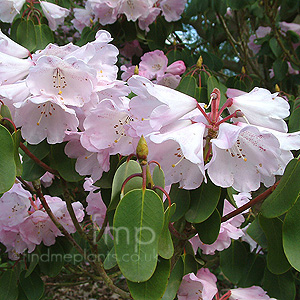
[166,60,186,75]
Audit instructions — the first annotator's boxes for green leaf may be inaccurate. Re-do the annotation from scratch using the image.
[34,24,54,51]
[220,240,248,284]
[19,271,44,300]
[0,125,16,193]
[273,59,288,81]
[269,37,282,57]
[288,97,300,132]
[147,17,173,50]
[195,208,221,244]
[176,76,198,98]
[21,140,50,181]
[16,20,36,52]
[109,160,142,211]
[12,130,22,176]
[103,246,118,270]
[259,215,291,274]
[152,166,165,200]
[0,269,18,300]
[283,197,300,271]
[185,179,221,223]
[1,104,13,120]
[261,159,300,218]
[158,204,176,259]
[169,183,190,222]
[238,253,265,287]
[50,142,84,182]
[38,243,65,277]
[127,258,170,300]
[246,218,267,249]
[263,269,296,300]
[161,258,183,300]
[113,189,164,282]
[25,249,40,278]
[182,253,197,276]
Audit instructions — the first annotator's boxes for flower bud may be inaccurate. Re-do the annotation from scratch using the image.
[196,55,203,68]
[136,135,148,162]
[166,60,186,75]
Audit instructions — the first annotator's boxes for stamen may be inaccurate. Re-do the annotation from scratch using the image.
[53,68,67,95]
[242,115,250,124]
[84,152,95,160]
[172,148,185,167]
[36,103,54,126]
[204,93,214,109]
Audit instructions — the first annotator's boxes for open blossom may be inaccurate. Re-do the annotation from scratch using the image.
[190,200,244,255]
[14,93,79,144]
[177,268,218,300]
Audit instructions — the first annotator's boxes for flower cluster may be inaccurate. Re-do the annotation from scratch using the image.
[121,49,186,89]
[177,268,277,300]
[72,0,187,32]
[1,30,300,192]
[0,183,84,259]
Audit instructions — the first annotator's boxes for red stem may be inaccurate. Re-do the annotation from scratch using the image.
[120,173,143,194]
[20,142,59,175]
[221,181,280,222]
[153,185,171,207]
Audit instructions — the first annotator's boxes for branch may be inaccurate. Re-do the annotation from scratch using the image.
[221,181,280,222]
[20,142,59,175]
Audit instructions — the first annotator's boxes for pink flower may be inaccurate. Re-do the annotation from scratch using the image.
[229,286,277,300]
[159,0,186,22]
[0,0,25,23]
[166,60,186,75]
[120,40,143,59]
[138,7,161,32]
[139,50,169,80]
[248,26,271,54]
[177,268,218,300]
[14,93,79,145]
[40,1,70,31]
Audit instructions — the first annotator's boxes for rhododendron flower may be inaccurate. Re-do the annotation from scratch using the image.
[160,0,187,22]
[0,0,25,23]
[229,286,277,300]
[139,50,168,80]
[0,183,31,227]
[177,268,218,300]
[0,52,33,84]
[206,123,281,192]
[14,93,79,144]
[190,200,244,255]
[138,7,161,32]
[226,87,290,132]
[0,29,29,58]
[40,1,70,30]
[248,26,271,54]
[119,0,153,22]
[26,56,96,107]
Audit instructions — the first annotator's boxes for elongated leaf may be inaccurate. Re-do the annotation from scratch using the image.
[259,215,290,274]
[263,269,296,300]
[127,259,170,300]
[220,241,248,284]
[0,125,16,193]
[195,208,221,244]
[109,160,142,211]
[16,20,36,52]
[152,166,165,200]
[261,159,300,218]
[34,24,54,51]
[158,204,176,259]
[50,142,84,182]
[12,130,22,176]
[0,269,18,300]
[246,218,267,249]
[176,76,198,98]
[113,189,164,282]
[185,179,221,223]
[161,258,183,300]
[19,271,44,300]
[283,198,300,271]
[22,140,50,181]
[273,59,288,81]
[169,183,190,222]
[103,246,117,270]
[38,243,65,277]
